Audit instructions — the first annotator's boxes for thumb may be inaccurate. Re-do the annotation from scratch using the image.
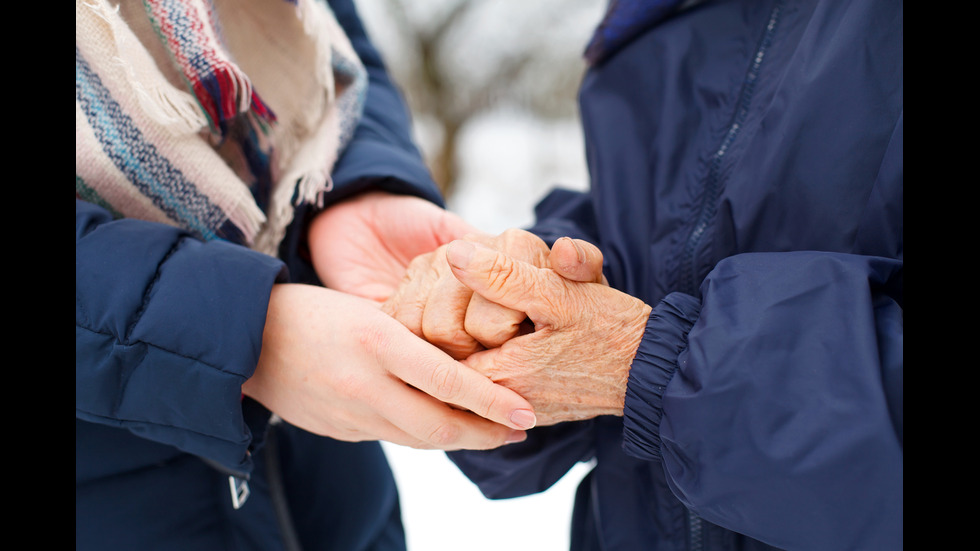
[446,240,553,320]
[550,237,606,284]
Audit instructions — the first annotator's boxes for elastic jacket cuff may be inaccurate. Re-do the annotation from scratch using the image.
[622,291,701,461]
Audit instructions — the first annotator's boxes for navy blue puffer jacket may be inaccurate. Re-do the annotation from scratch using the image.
[75,1,442,549]
[449,1,903,550]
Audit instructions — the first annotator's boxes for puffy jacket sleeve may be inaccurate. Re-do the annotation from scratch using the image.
[76,199,288,476]
[624,251,903,550]
[450,193,903,549]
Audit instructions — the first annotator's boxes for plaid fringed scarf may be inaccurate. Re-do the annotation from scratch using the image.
[76,0,367,255]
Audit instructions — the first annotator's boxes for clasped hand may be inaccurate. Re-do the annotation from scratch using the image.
[245,191,651,453]
[384,230,652,426]
[244,192,537,451]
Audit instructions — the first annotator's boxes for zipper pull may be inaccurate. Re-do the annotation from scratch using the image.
[229,475,250,509]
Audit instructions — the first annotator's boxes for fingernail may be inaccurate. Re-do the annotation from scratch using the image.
[446,240,475,269]
[572,239,587,263]
[505,430,527,445]
[509,408,537,430]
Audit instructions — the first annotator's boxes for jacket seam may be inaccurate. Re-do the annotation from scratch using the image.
[75,408,252,450]
[77,323,250,379]
[124,236,184,343]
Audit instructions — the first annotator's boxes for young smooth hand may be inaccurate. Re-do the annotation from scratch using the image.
[242,284,537,450]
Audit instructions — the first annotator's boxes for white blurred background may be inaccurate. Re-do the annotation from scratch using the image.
[355,1,606,549]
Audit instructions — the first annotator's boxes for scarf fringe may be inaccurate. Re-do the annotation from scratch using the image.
[143,0,278,138]
[77,0,366,257]
[82,0,209,135]
[296,0,338,104]
[252,0,367,256]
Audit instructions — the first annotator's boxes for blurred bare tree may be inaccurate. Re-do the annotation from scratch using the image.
[358,0,604,197]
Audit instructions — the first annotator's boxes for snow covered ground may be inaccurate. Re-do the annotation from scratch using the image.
[383,442,594,551]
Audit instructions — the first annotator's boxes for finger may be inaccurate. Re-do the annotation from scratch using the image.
[371,396,525,451]
[384,331,537,431]
[324,412,436,450]
[421,272,483,359]
[376,379,529,450]
[381,251,438,337]
[382,285,422,334]
[462,230,546,347]
[381,283,425,336]
[550,237,606,284]
[469,228,550,267]
[445,240,558,321]
[463,294,527,349]
[460,344,509,381]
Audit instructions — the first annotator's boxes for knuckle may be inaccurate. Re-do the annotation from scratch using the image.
[466,305,522,343]
[407,251,441,278]
[379,298,397,317]
[425,325,477,357]
[500,228,524,243]
[469,324,515,349]
[502,228,548,261]
[402,254,427,279]
[426,421,461,448]
[334,372,367,401]
[359,325,398,369]
[357,322,389,355]
[479,389,499,419]
[428,363,464,401]
[485,255,516,294]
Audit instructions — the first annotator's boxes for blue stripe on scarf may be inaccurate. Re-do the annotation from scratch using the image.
[150,0,216,82]
[76,46,245,244]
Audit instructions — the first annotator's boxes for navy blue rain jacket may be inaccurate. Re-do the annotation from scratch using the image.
[449,1,903,550]
[75,1,442,549]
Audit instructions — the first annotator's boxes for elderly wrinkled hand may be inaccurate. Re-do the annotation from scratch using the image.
[382,230,605,360]
[444,239,652,426]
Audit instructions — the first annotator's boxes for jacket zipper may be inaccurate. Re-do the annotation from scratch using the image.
[678,0,784,298]
[679,3,785,550]
[689,512,704,551]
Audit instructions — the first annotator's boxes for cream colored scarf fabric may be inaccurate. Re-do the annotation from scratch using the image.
[75,0,367,255]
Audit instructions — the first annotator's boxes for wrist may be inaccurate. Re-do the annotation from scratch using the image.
[613,300,654,413]
[244,284,290,402]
